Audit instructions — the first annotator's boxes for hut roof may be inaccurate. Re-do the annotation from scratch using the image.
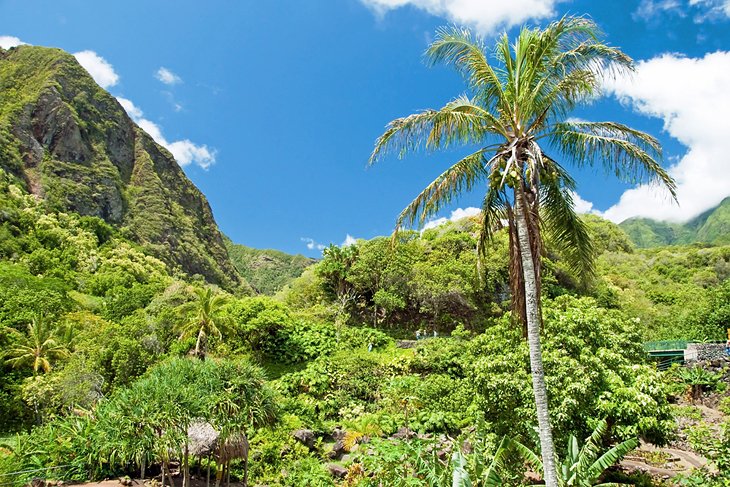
[187,421,219,457]
[217,433,250,462]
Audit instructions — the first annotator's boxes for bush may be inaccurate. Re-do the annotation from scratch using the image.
[468,295,674,446]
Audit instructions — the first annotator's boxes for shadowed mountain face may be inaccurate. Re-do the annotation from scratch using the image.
[620,197,730,248]
[224,237,315,295]
[0,45,244,290]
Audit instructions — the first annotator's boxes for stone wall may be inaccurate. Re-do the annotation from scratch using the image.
[684,343,728,362]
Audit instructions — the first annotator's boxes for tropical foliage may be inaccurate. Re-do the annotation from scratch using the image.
[0,17,728,487]
[369,17,675,486]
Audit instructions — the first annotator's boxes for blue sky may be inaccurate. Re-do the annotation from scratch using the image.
[1,0,729,256]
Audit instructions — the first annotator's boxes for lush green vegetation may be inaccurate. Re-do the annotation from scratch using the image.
[1,162,728,485]
[620,197,730,248]
[225,238,314,295]
[1,23,729,487]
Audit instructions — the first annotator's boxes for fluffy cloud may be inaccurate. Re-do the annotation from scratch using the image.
[0,35,26,49]
[116,97,216,169]
[301,237,326,251]
[634,0,730,21]
[73,50,119,88]
[569,191,600,215]
[423,206,481,230]
[360,0,559,34]
[342,234,358,247]
[600,51,730,223]
[690,0,730,17]
[156,67,182,85]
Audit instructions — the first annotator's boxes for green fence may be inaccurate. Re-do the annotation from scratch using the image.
[643,340,688,370]
[643,340,688,352]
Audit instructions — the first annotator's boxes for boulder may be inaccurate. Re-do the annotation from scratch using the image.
[391,427,413,440]
[332,427,346,441]
[327,463,348,479]
[293,429,316,449]
[327,439,346,459]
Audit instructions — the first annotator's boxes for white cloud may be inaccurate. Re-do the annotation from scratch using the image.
[689,0,730,17]
[634,0,730,20]
[342,234,358,247]
[569,191,601,215]
[633,0,683,21]
[601,51,730,223]
[301,237,326,251]
[115,97,142,119]
[73,50,119,88]
[167,141,216,169]
[155,67,182,85]
[450,206,481,220]
[0,35,27,49]
[423,206,481,230]
[116,96,216,169]
[360,0,560,34]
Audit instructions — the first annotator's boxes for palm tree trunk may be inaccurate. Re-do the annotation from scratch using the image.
[195,327,204,359]
[514,191,558,487]
[183,442,190,487]
[243,433,250,487]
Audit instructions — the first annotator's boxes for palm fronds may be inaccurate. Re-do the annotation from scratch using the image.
[551,121,676,199]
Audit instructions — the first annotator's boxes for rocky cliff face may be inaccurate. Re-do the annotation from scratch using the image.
[0,45,243,289]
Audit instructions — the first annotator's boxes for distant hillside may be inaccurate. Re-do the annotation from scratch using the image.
[0,45,244,289]
[225,239,315,295]
[620,197,730,247]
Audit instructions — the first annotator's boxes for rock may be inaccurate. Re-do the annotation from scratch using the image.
[391,427,413,439]
[30,480,46,487]
[327,439,346,459]
[327,463,348,479]
[341,454,352,463]
[332,427,346,441]
[293,429,316,449]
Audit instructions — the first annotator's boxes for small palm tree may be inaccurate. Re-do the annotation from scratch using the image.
[176,287,232,359]
[4,315,69,374]
[370,17,676,486]
[510,420,638,486]
[452,436,509,486]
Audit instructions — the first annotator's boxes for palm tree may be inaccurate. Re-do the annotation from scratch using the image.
[370,17,675,487]
[4,315,69,374]
[177,287,232,359]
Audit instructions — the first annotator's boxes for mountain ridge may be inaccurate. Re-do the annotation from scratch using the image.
[0,45,246,290]
[619,196,730,247]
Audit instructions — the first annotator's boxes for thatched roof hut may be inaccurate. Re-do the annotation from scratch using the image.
[187,421,219,457]
[186,421,249,462]
[217,432,249,463]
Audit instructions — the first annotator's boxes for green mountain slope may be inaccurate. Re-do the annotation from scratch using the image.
[620,197,730,247]
[695,196,730,244]
[0,45,244,290]
[225,238,314,294]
